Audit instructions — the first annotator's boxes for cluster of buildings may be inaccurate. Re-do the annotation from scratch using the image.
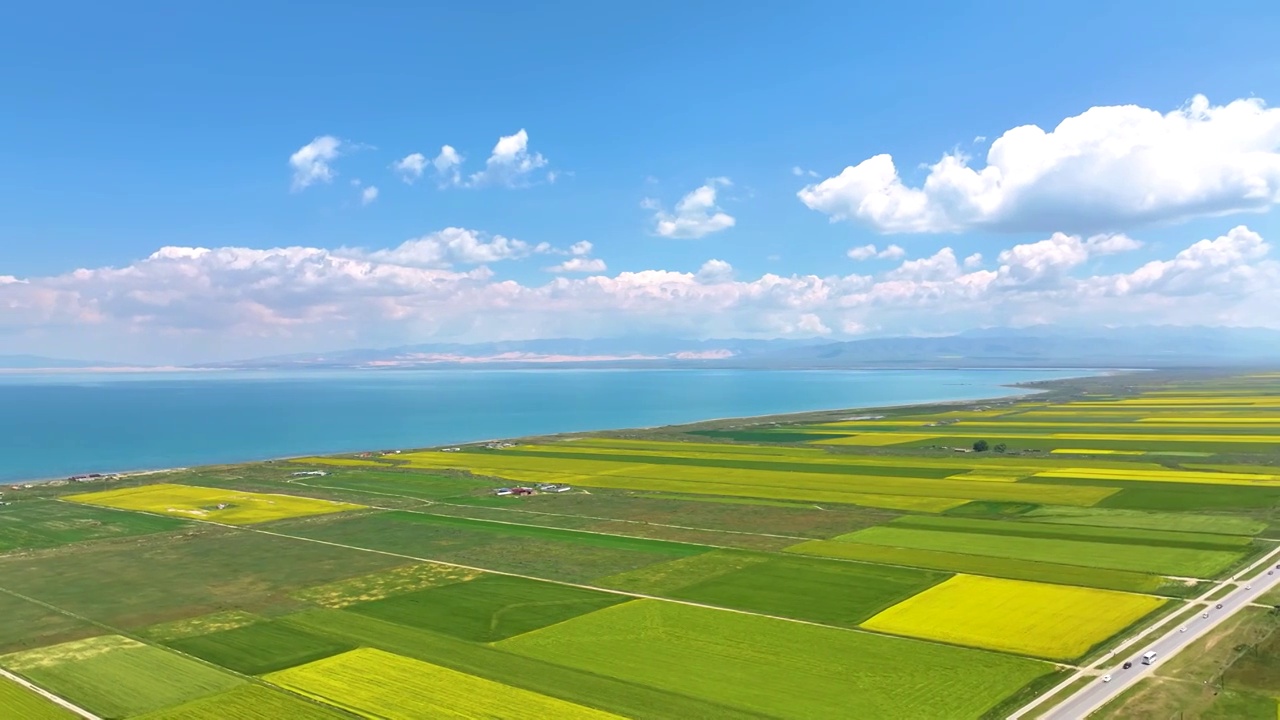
[493,483,573,497]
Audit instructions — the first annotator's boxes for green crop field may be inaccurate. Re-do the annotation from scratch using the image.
[498,599,1055,720]
[785,540,1184,595]
[0,525,405,630]
[0,635,242,718]
[886,515,1254,550]
[0,678,75,719]
[599,550,949,626]
[164,621,355,675]
[833,525,1246,577]
[281,510,710,583]
[0,500,188,553]
[347,573,628,642]
[135,684,349,720]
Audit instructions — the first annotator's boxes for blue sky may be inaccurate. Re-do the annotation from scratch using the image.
[2,2,1279,363]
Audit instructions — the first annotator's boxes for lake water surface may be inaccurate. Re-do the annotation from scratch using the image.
[0,368,1088,483]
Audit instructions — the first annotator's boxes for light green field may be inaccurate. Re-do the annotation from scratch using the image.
[266,648,625,719]
[498,599,1054,720]
[0,635,242,718]
[833,526,1244,577]
[135,684,348,720]
[65,483,365,525]
[0,678,75,719]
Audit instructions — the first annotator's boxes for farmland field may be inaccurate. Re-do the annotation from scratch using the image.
[266,647,625,719]
[65,483,364,525]
[4,370,1280,719]
[861,574,1166,660]
[830,525,1246,577]
[0,500,188,553]
[163,620,355,675]
[135,684,348,720]
[597,550,949,626]
[0,635,242,718]
[498,599,1055,719]
[346,573,628,642]
[0,678,75,719]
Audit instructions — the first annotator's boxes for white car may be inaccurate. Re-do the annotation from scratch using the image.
[1102,674,1112,683]
[1202,612,1209,618]
[1246,585,1252,590]
[1180,626,1187,632]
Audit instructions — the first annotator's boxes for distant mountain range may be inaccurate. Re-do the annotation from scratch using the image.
[6,326,1280,371]
[0,355,129,370]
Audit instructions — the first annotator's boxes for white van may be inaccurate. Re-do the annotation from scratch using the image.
[1141,651,1157,665]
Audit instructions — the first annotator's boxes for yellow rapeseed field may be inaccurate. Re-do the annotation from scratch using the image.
[65,483,365,525]
[266,648,623,719]
[1033,468,1280,486]
[1050,449,1146,455]
[861,575,1164,660]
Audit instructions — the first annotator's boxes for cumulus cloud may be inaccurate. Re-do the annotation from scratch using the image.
[696,259,734,282]
[799,95,1280,233]
[468,130,548,187]
[289,136,343,191]
[2,226,1275,363]
[546,257,607,274]
[646,178,736,239]
[359,227,551,268]
[360,186,379,206]
[848,244,906,261]
[392,153,427,183]
[568,241,593,256]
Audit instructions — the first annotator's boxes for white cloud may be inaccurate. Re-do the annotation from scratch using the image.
[569,241,593,256]
[993,232,1142,289]
[696,259,734,282]
[360,186,379,206]
[647,178,737,239]
[360,227,551,268]
[433,145,464,185]
[963,253,984,270]
[468,130,548,187]
[848,244,906,261]
[393,153,427,183]
[289,136,342,191]
[546,257,607,274]
[3,225,1276,363]
[791,166,820,178]
[799,95,1280,233]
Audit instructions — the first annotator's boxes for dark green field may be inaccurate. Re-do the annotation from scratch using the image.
[0,500,188,553]
[164,621,354,675]
[347,574,627,642]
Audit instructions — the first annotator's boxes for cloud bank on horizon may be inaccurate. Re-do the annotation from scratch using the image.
[5,94,1280,364]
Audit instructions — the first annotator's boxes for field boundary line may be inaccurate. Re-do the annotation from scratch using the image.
[0,666,100,719]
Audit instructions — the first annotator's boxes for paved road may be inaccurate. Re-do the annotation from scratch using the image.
[1037,548,1280,720]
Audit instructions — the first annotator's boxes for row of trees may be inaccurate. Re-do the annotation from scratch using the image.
[972,440,1007,453]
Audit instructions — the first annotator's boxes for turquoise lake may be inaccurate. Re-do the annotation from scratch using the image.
[0,368,1089,483]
